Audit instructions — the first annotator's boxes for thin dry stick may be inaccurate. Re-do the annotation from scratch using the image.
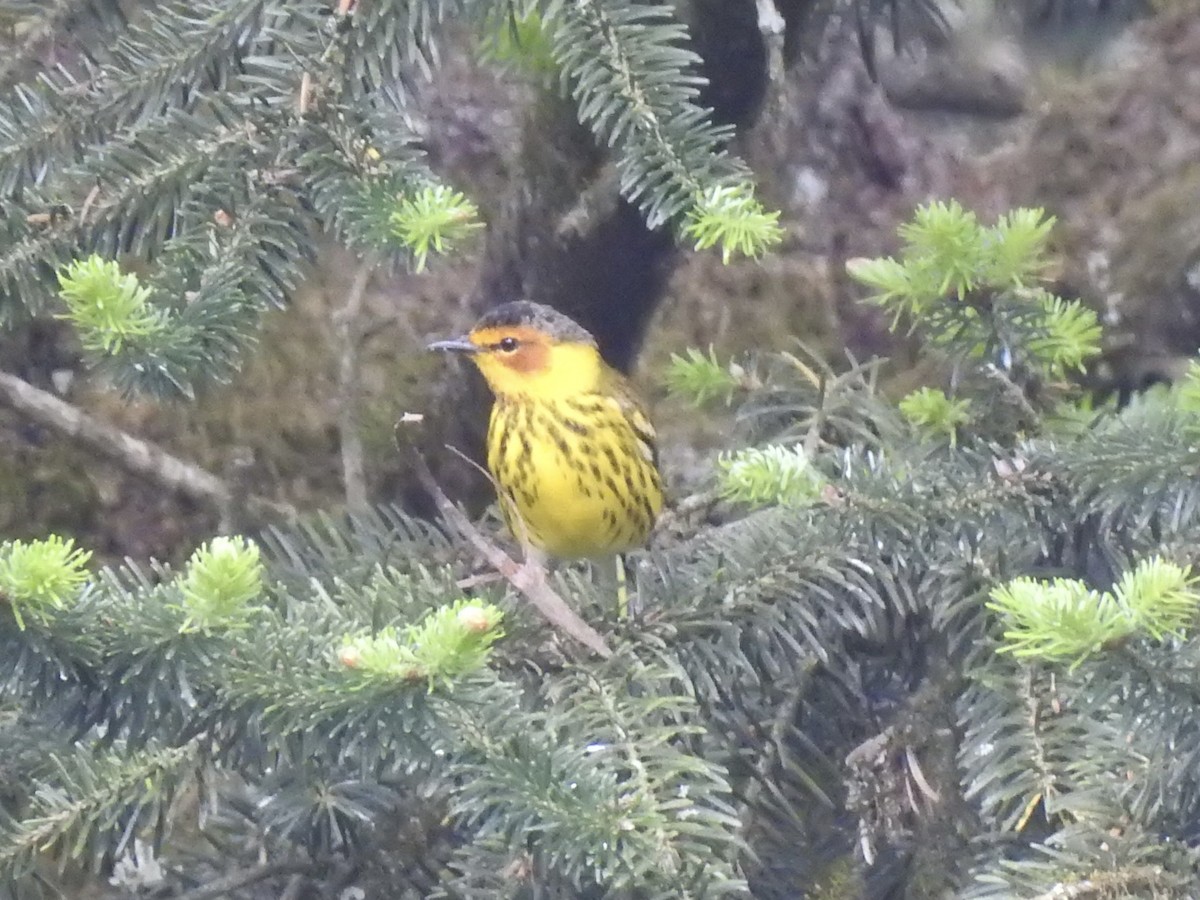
[0,370,295,524]
[172,859,319,900]
[756,0,787,91]
[411,452,613,658]
[653,486,721,539]
[332,253,377,517]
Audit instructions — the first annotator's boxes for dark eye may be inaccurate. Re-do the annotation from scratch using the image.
[497,337,519,353]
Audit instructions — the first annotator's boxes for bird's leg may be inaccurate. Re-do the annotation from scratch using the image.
[615,554,629,620]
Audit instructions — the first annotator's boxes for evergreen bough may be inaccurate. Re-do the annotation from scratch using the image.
[9,196,1200,895]
[0,0,781,400]
[2,0,1195,893]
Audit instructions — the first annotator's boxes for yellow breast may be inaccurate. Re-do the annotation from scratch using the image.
[486,395,663,559]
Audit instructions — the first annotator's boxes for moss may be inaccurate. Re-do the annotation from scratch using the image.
[805,856,863,899]
[0,422,100,542]
[1002,6,1200,390]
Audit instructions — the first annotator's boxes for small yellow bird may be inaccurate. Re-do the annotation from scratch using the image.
[428,301,663,562]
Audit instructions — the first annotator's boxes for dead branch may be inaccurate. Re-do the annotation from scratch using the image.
[332,253,377,517]
[0,369,295,526]
[172,859,320,900]
[756,0,787,92]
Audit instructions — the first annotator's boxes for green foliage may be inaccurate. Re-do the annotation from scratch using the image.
[0,536,92,629]
[1176,361,1200,442]
[683,183,784,265]
[717,444,824,508]
[664,347,746,407]
[480,4,558,77]
[544,0,774,245]
[988,576,1129,668]
[987,207,1057,286]
[388,184,484,273]
[176,536,264,633]
[444,659,745,896]
[988,558,1199,668]
[1116,558,1200,640]
[0,742,199,880]
[56,256,166,356]
[338,599,504,688]
[0,0,774,401]
[14,322,1200,897]
[847,202,1102,380]
[0,505,748,896]
[898,387,972,443]
[1024,289,1106,377]
[4,4,1197,883]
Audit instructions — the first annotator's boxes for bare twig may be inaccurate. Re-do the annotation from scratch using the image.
[0,369,295,525]
[278,873,307,900]
[332,253,377,517]
[652,487,721,542]
[903,745,941,805]
[410,452,613,658]
[172,859,319,900]
[756,0,787,99]
[982,363,1040,424]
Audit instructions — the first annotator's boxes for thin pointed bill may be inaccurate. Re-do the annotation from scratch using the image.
[427,337,478,353]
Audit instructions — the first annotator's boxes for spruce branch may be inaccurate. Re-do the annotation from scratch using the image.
[172,859,324,900]
[545,0,779,256]
[0,741,200,878]
[959,661,1067,832]
[0,0,268,198]
[987,559,1199,669]
[683,182,783,264]
[0,104,265,321]
[847,203,1102,403]
[445,659,746,895]
[338,599,505,688]
[479,3,558,78]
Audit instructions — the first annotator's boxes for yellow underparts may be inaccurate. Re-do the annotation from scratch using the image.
[487,393,663,559]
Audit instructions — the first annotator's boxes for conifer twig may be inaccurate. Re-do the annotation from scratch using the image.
[653,487,722,543]
[0,369,295,523]
[332,252,377,516]
[410,451,613,658]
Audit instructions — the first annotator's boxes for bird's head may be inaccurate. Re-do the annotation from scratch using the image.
[428,301,605,399]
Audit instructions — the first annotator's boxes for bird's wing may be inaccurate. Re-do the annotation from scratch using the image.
[606,381,658,469]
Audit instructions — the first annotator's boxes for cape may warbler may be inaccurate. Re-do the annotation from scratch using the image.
[429,301,663,560]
